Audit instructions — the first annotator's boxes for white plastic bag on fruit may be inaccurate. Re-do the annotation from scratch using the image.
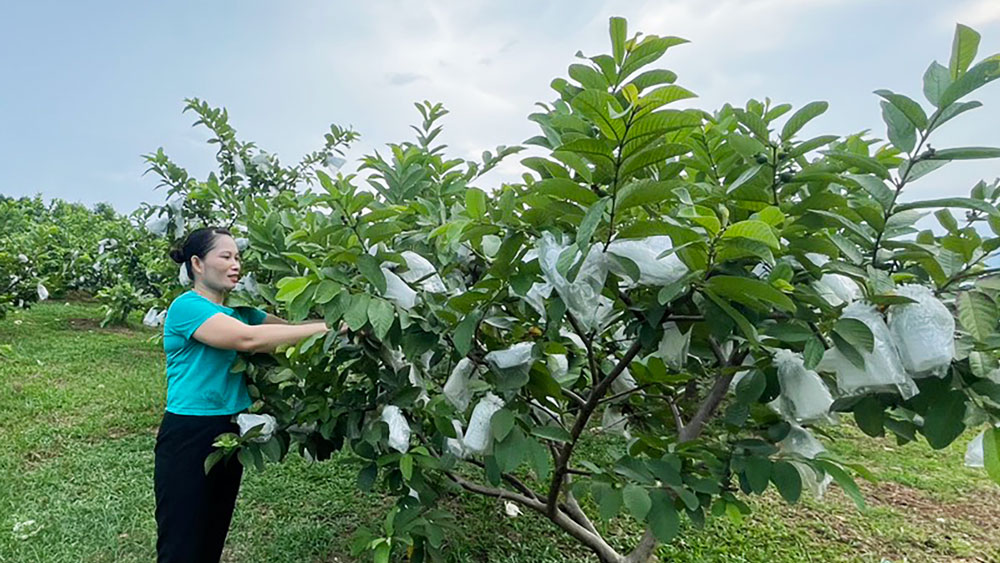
[235,237,249,252]
[36,283,49,301]
[446,419,467,459]
[658,322,691,371]
[463,393,504,454]
[444,358,478,412]
[966,430,985,468]
[325,154,347,172]
[817,302,918,399]
[547,354,572,385]
[610,368,638,397]
[145,212,169,237]
[237,413,277,443]
[380,266,417,310]
[178,263,192,286]
[380,406,411,453]
[536,231,613,333]
[888,284,955,376]
[606,236,687,287]
[778,424,832,497]
[601,406,630,437]
[485,342,535,380]
[773,349,836,424]
[806,253,862,307]
[399,251,447,293]
[523,281,553,318]
[142,307,161,328]
[234,272,260,298]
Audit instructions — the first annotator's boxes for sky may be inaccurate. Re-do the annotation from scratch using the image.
[1,0,999,216]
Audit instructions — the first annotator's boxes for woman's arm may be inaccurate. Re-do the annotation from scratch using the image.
[261,312,349,335]
[193,313,328,353]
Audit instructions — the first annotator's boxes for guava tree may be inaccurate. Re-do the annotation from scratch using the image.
[146,19,1000,563]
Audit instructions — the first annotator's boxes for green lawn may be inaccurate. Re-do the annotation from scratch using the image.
[1,301,999,562]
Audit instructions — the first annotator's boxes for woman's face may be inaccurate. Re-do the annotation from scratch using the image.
[191,235,241,292]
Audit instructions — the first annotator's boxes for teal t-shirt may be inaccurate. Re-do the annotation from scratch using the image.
[162,290,267,415]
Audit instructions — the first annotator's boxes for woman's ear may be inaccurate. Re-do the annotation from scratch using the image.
[190,255,204,277]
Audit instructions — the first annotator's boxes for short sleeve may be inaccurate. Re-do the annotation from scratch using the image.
[236,307,267,326]
[166,295,224,340]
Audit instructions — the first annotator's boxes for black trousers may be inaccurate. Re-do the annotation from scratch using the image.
[154,411,243,563]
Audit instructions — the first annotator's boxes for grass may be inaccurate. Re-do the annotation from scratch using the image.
[1,301,999,562]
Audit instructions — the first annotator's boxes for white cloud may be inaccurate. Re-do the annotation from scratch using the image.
[953,0,1000,28]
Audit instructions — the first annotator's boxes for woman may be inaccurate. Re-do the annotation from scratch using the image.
[154,227,329,562]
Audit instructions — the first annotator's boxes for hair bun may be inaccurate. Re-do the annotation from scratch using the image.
[168,248,186,264]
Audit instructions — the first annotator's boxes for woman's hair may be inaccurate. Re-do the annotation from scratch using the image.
[169,227,233,281]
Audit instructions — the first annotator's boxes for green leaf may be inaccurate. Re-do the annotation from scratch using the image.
[833,318,874,354]
[938,56,1000,108]
[610,17,627,65]
[822,150,891,180]
[744,456,771,494]
[803,337,824,370]
[343,293,370,331]
[400,454,414,480]
[577,197,611,251]
[722,220,780,250]
[781,101,829,140]
[853,396,885,437]
[930,101,982,132]
[703,289,760,347]
[533,178,599,206]
[922,390,967,449]
[356,254,387,294]
[591,482,622,521]
[771,461,802,503]
[454,311,481,357]
[620,36,689,82]
[705,276,796,313]
[894,197,1000,218]
[623,484,652,521]
[831,331,866,370]
[314,280,340,304]
[880,100,916,153]
[949,23,981,80]
[957,290,999,341]
[647,489,680,542]
[923,61,951,107]
[816,460,866,510]
[203,450,224,475]
[357,464,377,491]
[928,147,1000,160]
[491,409,515,441]
[726,164,765,194]
[848,174,895,210]
[568,63,608,89]
[490,233,525,276]
[367,298,395,340]
[983,427,1000,486]
[873,90,928,129]
[275,276,312,303]
[629,69,678,92]
[531,425,572,443]
[466,188,487,219]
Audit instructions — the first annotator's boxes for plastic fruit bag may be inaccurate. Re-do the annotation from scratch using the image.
[178,263,192,287]
[658,322,691,372]
[773,349,836,424]
[236,413,277,443]
[145,212,169,237]
[143,307,162,328]
[806,253,862,307]
[485,342,535,380]
[536,231,613,332]
[463,393,505,454]
[399,251,447,293]
[818,302,919,399]
[36,283,49,301]
[444,358,478,412]
[380,406,411,453]
[888,284,955,376]
[966,430,985,468]
[606,236,687,287]
[446,420,467,459]
[601,406,629,437]
[380,266,417,310]
[778,424,832,497]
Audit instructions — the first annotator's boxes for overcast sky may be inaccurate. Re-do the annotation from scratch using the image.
[2,0,998,215]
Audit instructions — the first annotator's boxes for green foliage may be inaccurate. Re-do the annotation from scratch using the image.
[96,281,151,327]
[132,18,1000,563]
